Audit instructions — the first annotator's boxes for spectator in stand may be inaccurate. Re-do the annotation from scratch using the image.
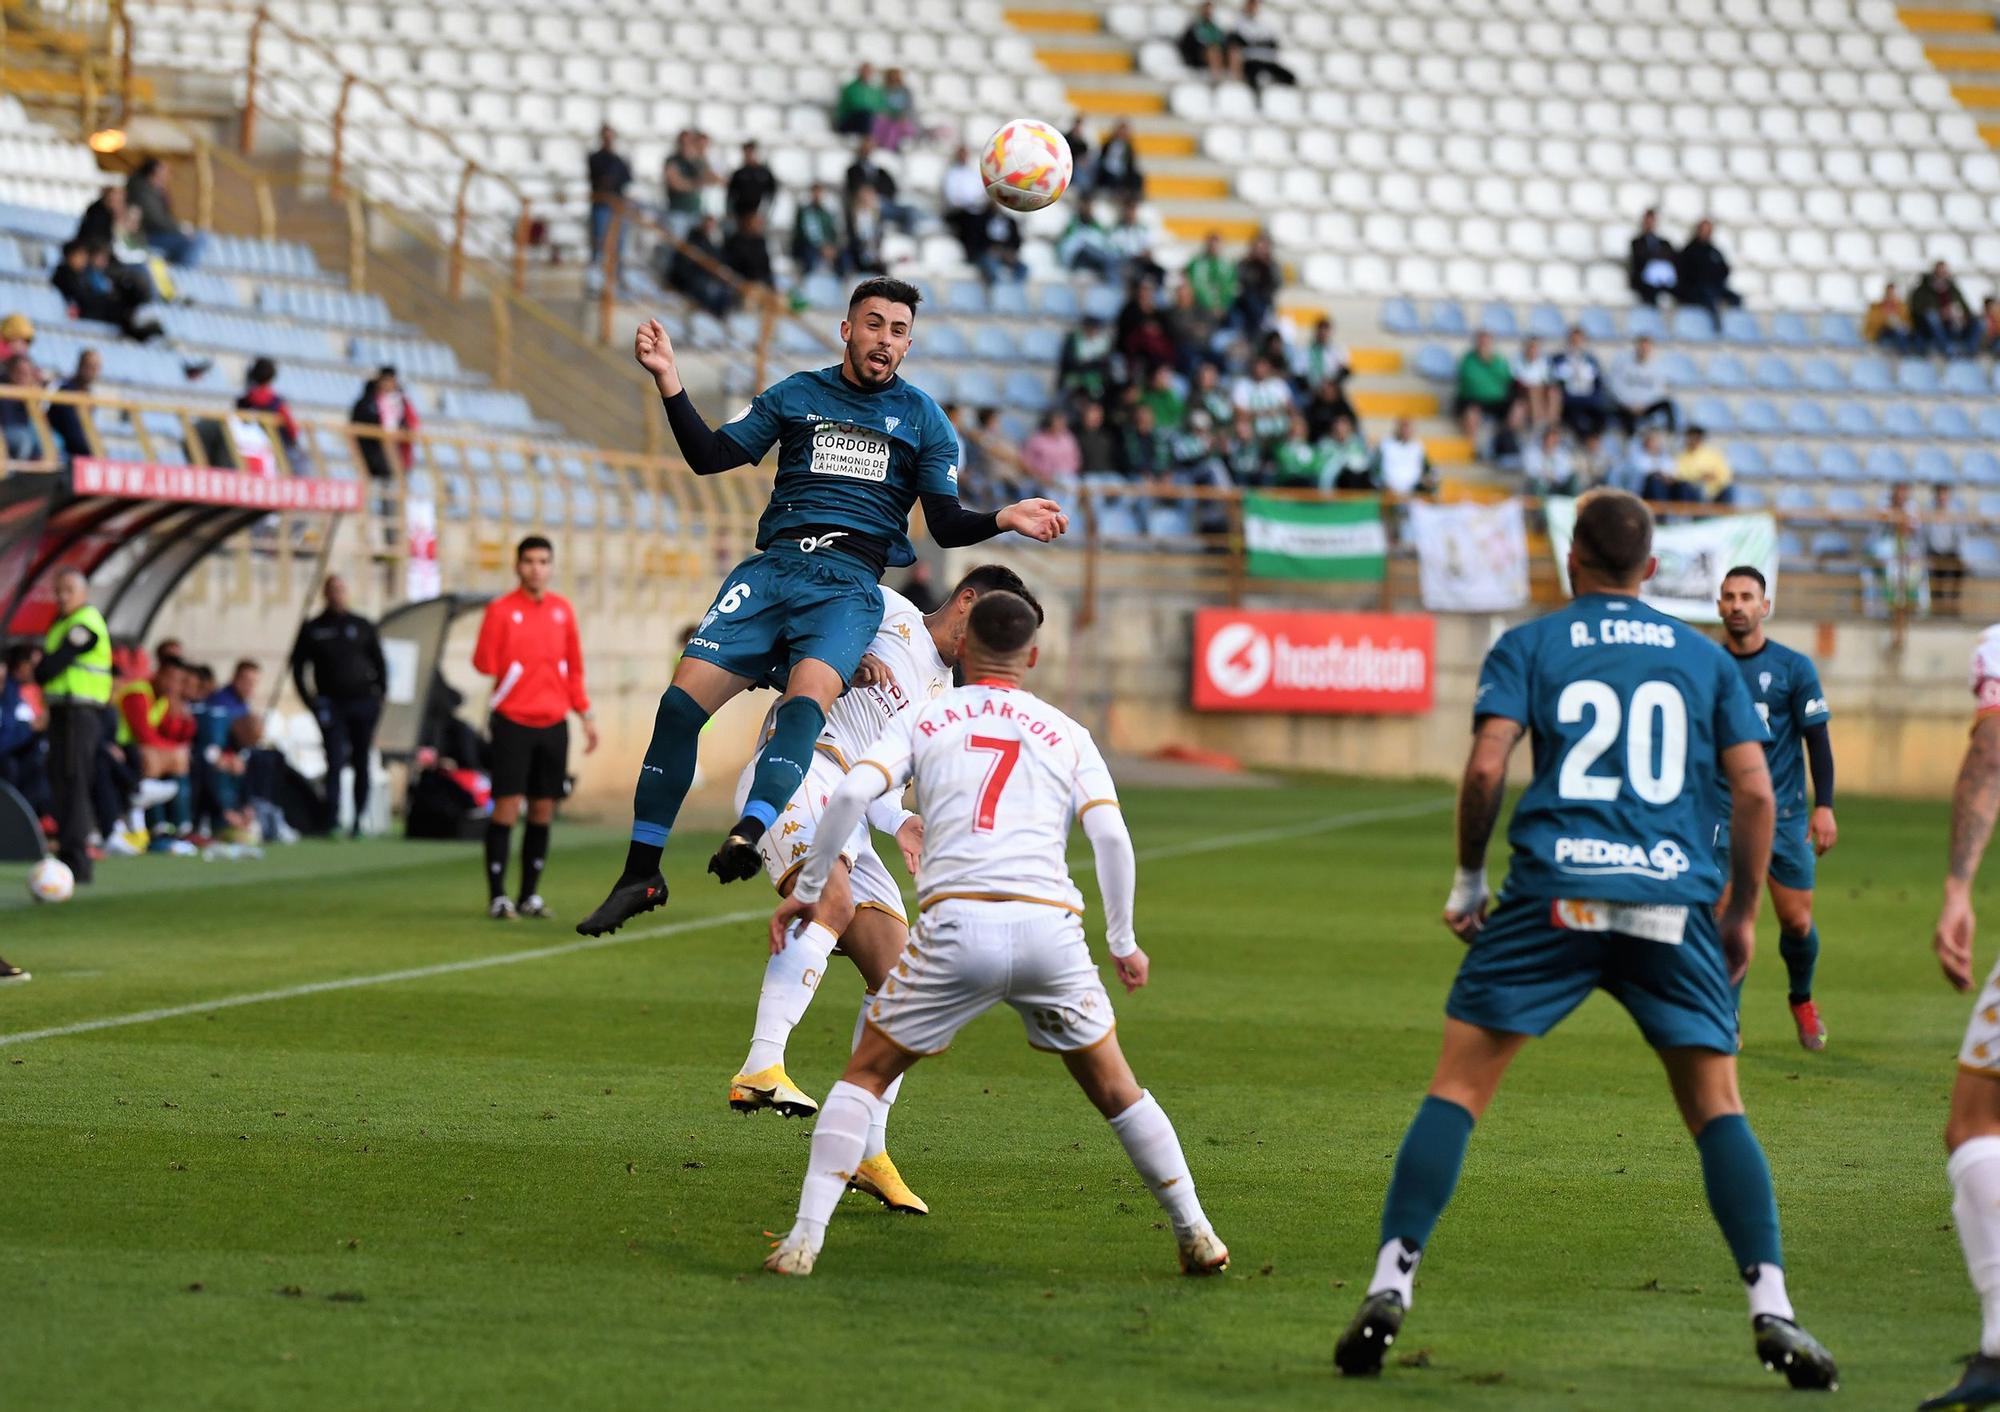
[0,642,48,815]
[1232,353,1294,446]
[45,348,97,461]
[845,184,886,274]
[1020,409,1082,494]
[1294,316,1350,390]
[237,357,302,459]
[1163,408,1228,491]
[1325,413,1373,490]
[126,157,205,267]
[1910,260,1978,357]
[585,125,632,279]
[1871,481,1928,615]
[1620,426,1673,497]
[1179,2,1241,78]
[726,141,777,223]
[1374,417,1434,495]
[1670,424,1733,504]
[1141,364,1186,430]
[1233,0,1297,88]
[971,199,1027,286]
[1189,361,1232,427]
[722,210,775,295]
[1627,208,1678,306]
[1,354,44,462]
[1981,296,2000,355]
[1303,373,1354,441]
[669,214,734,316]
[1056,198,1120,280]
[1863,281,1912,354]
[1550,326,1609,439]
[834,63,887,138]
[1095,121,1145,203]
[1117,280,1179,382]
[1522,426,1577,497]
[1271,411,1331,489]
[1607,335,1676,436]
[1104,197,1165,288]
[941,143,989,258]
[1186,233,1237,317]
[1511,335,1558,430]
[76,184,123,251]
[1454,330,1518,444]
[52,240,160,342]
[1575,431,1613,491]
[872,68,918,151]
[350,366,420,481]
[291,575,387,838]
[1674,218,1741,329]
[1062,113,1094,194]
[1929,482,1966,619]
[1229,231,1280,335]
[1074,399,1118,473]
[790,182,844,276]
[1118,403,1171,481]
[661,130,713,235]
[1059,314,1114,404]
[0,313,34,363]
[1219,408,1264,485]
[844,136,916,234]
[1162,279,1217,374]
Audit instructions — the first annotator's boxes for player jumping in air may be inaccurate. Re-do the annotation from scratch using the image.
[575,279,1066,937]
[759,590,1228,1278]
[1334,490,1837,1389]
[1920,626,2000,1412]
[1715,566,1838,1049]
[727,565,1042,1218]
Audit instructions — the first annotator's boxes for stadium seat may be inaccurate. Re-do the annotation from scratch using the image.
[1880,403,1926,440]
[1817,445,1863,482]
[1865,446,1909,481]
[1771,444,1815,480]
[1784,400,1831,435]
[1833,402,1879,438]
[1847,357,1893,394]
[1966,451,2000,487]
[1932,406,1976,441]
[1912,447,1956,483]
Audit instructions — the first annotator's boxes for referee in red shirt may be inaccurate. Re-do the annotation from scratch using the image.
[472,536,598,918]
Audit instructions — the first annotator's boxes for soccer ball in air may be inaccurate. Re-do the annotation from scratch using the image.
[28,857,74,904]
[979,118,1073,213]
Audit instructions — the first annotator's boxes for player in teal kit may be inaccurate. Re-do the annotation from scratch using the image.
[577,278,1067,937]
[1715,566,1838,1050]
[1334,491,1837,1389]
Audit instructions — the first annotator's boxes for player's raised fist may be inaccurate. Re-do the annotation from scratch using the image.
[998,497,1069,543]
[634,319,681,392]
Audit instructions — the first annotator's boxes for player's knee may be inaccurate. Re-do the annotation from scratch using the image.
[492,795,522,825]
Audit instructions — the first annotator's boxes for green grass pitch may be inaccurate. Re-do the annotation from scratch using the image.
[0,778,1980,1409]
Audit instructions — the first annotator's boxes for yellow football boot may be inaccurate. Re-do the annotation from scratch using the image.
[847,1151,930,1214]
[728,1065,819,1118]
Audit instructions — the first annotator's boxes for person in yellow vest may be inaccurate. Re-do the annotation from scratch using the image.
[32,567,112,884]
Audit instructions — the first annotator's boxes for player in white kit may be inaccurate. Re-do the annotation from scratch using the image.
[726,566,1041,1216]
[760,590,1228,1278]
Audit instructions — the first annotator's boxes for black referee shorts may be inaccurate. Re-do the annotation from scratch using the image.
[488,714,569,800]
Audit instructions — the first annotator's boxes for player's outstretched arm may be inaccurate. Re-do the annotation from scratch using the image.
[1719,740,1776,985]
[1445,717,1524,940]
[635,319,751,477]
[1939,716,2000,991]
[1081,804,1146,991]
[917,493,1070,547]
[770,762,895,950]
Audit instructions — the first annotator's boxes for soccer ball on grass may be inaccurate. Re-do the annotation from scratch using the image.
[28,856,74,904]
[979,118,1074,214]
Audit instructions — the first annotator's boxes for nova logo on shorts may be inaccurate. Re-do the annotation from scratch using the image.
[1552,836,1691,881]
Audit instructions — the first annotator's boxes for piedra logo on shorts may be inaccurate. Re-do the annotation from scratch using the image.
[1553,836,1691,881]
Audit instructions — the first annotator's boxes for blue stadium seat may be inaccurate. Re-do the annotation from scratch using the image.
[954,368,998,405]
[943,282,988,317]
[1933,405,1976,441]
[971,324,1017,361]
[1718,308,1763,344]
[1865,447,1909,481]
[1896,359,1942,396]
[1966,538,2000,577]
[1478,301,1519,337]
[1736,398,1781,434]
[1978,492,2000,519]
[1031,283,1080,320]
[1823,487,1870,516]
[1833,402,1879,437]
[800,272,843,310]
[1980,407,2000,441]
[1769,311,1813,347]
[1688,394,1733,431]
[1966,450,2000,486]
[1943,361,1988,397]
[1096,502,1145,539]
[1705,354,1749,389]
[1728,442,1768,479]
[1669,306,1714,342]
[1080,284,1121,322]
[907,368,954,402]
[1380,297,1420,335]
[1777,529,1808,564]
[1577,306,1617,341]
[923,324,969,359]
[1784,400,1831,435]
[1809,530,1856,561]
[1753,355,1797,391]
[1881,403,1926,439]
[1816,312,1862,348]
[1019,326,1063,362]
[1660,350,1700,386]
[1817,445,1862,482]
[1848,357,1893,393]
[1913,448,1956,483]
[1773,485,1818,514]
[1002,369,1050,409]
[1426,300,1468,336]
[1771,444,1815,480]
[1526,303,1566,340]
[1799,356,1844,393]
[1625,305,1665,339]
[1731,484,1767,508]
[1413,343,1455,381]
[1145,503,1196,537]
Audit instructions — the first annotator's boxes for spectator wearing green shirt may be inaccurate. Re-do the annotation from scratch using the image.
[1271,412,1333,490]
[1141,365,1186,432]
[834,63,886,137]
[790,182,843,276]
[1324,413,1374,491]
[1177,1,1240,78]
[1185,233,1237,316]
[1453,330,1519,441]
[1190,361,1232,428]
[1055,199,1120,280]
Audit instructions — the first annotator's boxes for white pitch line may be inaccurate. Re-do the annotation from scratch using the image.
[0,794,1453,1049]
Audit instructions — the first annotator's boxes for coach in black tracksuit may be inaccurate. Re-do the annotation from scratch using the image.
[290,574,387,838]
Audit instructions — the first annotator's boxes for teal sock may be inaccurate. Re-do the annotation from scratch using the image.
[630,686,709,853]
[172,777,192,831]
[1380,1095,1476,1250]
[1695,1113,1784,1272]
[1778,925,1819,1005]
[741,697,825,837]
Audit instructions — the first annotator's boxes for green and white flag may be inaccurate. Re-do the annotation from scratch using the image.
[1242,495,1387,581]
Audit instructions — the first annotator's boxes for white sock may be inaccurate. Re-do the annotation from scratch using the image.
[850,994,902,1160]
[1951,1135,2000,1356]
[1743,1262,1793,1322]
[1369,1238,1421,1306]
[788,1079,879,1254]
[742,920,840,1075]
[1107,1091,1207,1239]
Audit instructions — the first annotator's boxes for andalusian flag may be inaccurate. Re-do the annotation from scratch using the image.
[1242,495,1387,581]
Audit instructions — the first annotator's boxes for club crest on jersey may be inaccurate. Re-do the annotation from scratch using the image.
[884,415,900,433]
[1552,836,1691,881]
[1759,671,1772,692]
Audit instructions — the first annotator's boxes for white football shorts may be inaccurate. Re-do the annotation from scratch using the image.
[866,898,1116,1056]
[1961,953,2000,1070]
[734,748,906,922]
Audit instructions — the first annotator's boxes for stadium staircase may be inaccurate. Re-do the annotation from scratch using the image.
[1902,3,2000,146]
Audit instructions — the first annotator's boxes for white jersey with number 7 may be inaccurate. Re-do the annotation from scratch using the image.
[855,681,1119,918]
